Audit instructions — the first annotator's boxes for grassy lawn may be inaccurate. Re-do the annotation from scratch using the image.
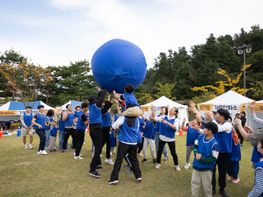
[0,134,254,197]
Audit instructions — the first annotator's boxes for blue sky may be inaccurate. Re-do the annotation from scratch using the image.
[0,0,262,67]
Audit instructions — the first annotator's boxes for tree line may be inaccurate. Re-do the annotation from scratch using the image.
[0,25,262,106]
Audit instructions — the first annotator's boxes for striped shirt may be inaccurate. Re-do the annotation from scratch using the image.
[248,159,263,197]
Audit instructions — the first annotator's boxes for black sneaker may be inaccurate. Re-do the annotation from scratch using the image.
[141,158,148,163]
[96,165,103,170]
[136,177,142,183]
[152,159,157,164]
[89,171,102,178]
[108,179,119,185]
[219,190,230,197]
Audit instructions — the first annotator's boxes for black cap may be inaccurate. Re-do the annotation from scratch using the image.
[204,122,218,134]
[25,106,32,109]
[217,108,231,121]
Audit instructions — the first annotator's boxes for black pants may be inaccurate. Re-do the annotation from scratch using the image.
[110,142,141,181]
[35,129,46,151]
[63,128,76,150]
[227,161,239,179]
[212,153,230,191]
[157,139,179,165]
[137,137,144,154]
[102,126,111,159]
[89,123,103,172]
[75,130,85,156]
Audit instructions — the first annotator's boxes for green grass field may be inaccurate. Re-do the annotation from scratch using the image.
[0,134,254,197]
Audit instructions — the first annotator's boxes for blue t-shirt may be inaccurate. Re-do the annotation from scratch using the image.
[159,116,177,139]
[229,140,241,162]
[251,145,262,164]
[76,111,89,131]
[118,117,140,144]
[59,118,65,132]
[143,120,156,140]
[64,112,75,127]
[23,112,33,127]
[186,127,200,146]
[123,92,139,108]
[193,134,219,171]
[50,127,58,137]
[88,103,102,124]
[213,122,232,153]
[33,113,46,129]
[45,116,53,130]
[102,112,112,127]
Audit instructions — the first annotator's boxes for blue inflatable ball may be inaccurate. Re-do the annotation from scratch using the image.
[91,39,147,93]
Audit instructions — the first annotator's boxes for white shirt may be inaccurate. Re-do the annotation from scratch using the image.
[212,120,232,133]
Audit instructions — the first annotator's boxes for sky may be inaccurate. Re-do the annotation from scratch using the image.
[0,0,262,67]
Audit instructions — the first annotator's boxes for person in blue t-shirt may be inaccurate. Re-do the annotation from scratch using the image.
[184,119,201,170]
[58,111,65,150]
[101,101,114,165]
[48,119,59,152]
[62,104,77,151]
[141,111,157,164]
[88,90,111,178]
[20,106,34,150]
[212,109,233,197]
[45,109,55,149]
[227,128,241,184]
[32,105,48,155]
[74,102,89,160]
[191,122,219,197]
[248,139,263,197]
[189,103,232,197]
[108,116,142,185]
[154,107,180,171]
[155,106,169,161]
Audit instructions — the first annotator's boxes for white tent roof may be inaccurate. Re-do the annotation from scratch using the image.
[257,100,263,103]
[39,101,54,110]
[142,96,187,109]
[201,90,253,105]
[60,100,82,110]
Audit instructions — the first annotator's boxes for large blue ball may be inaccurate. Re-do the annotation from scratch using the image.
[91,39,147,93]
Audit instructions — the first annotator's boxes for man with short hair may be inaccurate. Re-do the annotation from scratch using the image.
[20,106,34,149]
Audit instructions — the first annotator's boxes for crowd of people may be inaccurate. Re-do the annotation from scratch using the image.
[20,85,263,197]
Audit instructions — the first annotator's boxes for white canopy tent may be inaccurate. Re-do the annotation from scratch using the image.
[198,90,253,118]
[142,96,189,125]
[60,100,82,110]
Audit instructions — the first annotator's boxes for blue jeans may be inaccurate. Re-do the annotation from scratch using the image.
[155,132,168,158]
[59,129,65,150]
[45,129,51,149]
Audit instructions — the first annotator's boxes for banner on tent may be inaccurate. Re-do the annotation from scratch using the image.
[199,104,213,111]
[240,103,263,112]
[0,110,19,116]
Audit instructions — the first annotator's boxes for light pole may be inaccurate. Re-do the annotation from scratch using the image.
[237,44,252,96]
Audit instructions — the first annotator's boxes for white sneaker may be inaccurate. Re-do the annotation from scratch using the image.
[28,144,33,149]
[74,156,83,160]
[105,158,114,165]
[155,163,161,169]
[37,150,48,155]
[184,163,190,169]
[175,165,181,171]
[42,150,48,155]
[24,144,28,149]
